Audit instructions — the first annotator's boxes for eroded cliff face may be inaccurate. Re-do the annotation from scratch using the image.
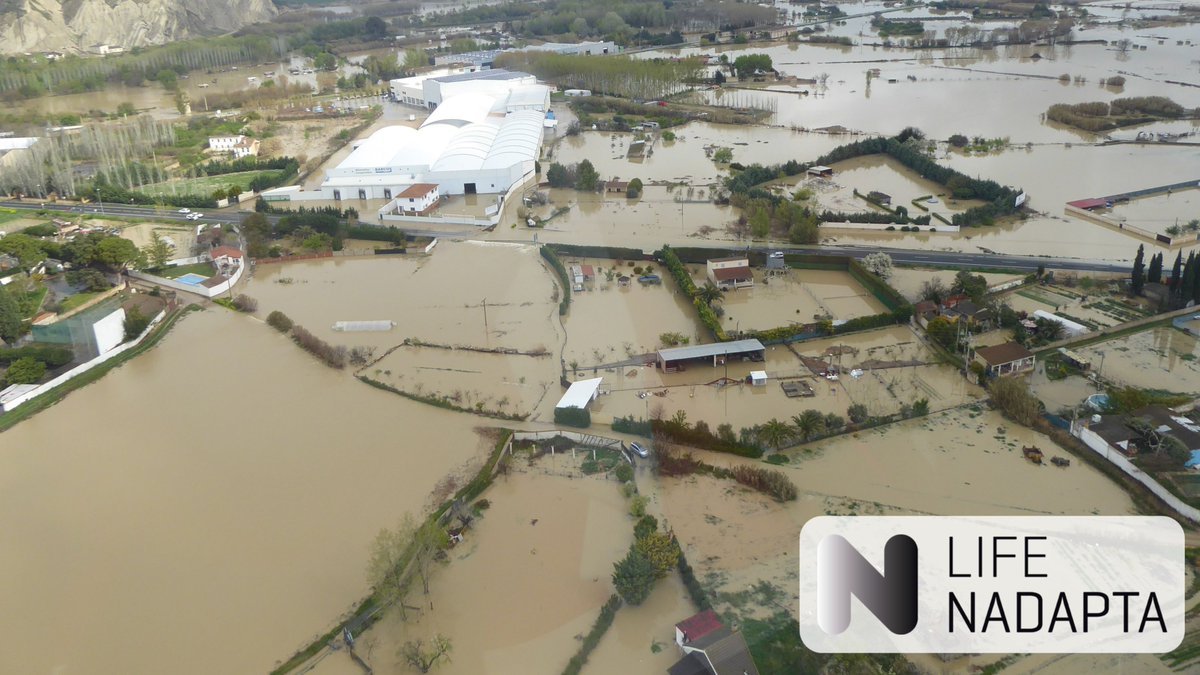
[0,0,277,54]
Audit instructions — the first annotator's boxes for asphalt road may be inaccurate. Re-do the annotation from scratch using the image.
[1,200,1130,274]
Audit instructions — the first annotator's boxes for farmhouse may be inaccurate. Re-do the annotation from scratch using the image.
[668,610,761,675]
[972,342,1035,377]
[393,183,441,215]
[705,257,753,291]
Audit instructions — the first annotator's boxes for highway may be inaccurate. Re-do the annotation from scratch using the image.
[1,200,1130,274]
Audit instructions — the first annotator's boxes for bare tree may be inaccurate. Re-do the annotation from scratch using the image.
[400,635,452,673]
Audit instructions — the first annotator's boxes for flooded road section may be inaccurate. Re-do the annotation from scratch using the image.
[0,310,491,675]
[310,470,632,675]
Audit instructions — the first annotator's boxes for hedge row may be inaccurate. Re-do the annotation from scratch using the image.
[554,405,591,428]
[612,415,653,436]
[357,376,527,421]
[660,246,727,341]
[0,344,73,367]
[547,243,647,261]
[540,245,571,316]
[560,594,622,675]
[345,223,408,244]
[677,549,712,611]
[651,418,762,458]
[846,258,908,311]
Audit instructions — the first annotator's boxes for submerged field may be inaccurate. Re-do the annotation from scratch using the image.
[1076,326,1200,394]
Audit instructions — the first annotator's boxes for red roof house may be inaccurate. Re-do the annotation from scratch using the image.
[675,610,724,644]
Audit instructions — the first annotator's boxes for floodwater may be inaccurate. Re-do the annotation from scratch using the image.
[1077,325,1200,394]
[578,325,982,428]
[310,469,632,675]
[650,407,1137,627]
[0,309,492,675]
[243,241,562,353]
[1108,187,1200,236]
[887,267,1022,301]
[528,185,739,247]
[810,155,984,219]
[699,267,886,328]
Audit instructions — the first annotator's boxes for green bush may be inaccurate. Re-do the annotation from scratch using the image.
[561,594,622,675]
[0,344,73,367]
[615,463,634,483]
[612,415,652,436]
[4,356,45,384]
[540,245,571,315]
[652,418,761,458]
[554,405,591,428]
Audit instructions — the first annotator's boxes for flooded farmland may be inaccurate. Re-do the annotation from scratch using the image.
[1077,325,1200,394]
[0,309,493,675]
[692,267,886,328]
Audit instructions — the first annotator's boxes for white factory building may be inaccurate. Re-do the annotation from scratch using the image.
[390,68,538,110]
[262,83,550,206]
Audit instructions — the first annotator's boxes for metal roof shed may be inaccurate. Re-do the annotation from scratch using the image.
[657,339,765,371]
[556,377,604,409]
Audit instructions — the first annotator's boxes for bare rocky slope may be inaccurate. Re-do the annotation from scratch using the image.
[0,0,278,54]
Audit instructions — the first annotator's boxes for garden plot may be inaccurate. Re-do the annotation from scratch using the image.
[243,241,561,352]
[1003,284,1144,330]
[309,471,632,675]
[1076,326,1200,394]
[648,408,1137,631]
[560,257,703,367]
[687,266,886,330]
[367,345,560,418]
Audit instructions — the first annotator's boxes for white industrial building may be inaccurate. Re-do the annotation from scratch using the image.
[523,40,617,56]
[263,84,550,205]
[390,68,538,110]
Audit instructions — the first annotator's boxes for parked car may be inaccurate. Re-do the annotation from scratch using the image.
[770,251,785,258]
[629,442,650,458]
[178,208,190,214]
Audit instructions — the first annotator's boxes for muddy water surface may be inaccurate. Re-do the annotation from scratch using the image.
[1078,325,1200,393]
[0,309,491,675]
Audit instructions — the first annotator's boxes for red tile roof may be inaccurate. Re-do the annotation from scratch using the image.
[397,183,439,199]
[211,246,243,259]
[712,266,751,282]
[580,264,594,277]
[676,610,724,643]
[1068,198,1107,210]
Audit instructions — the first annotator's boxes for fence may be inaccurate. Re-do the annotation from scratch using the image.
[1035,304,1199,354]
[1,309,167,412]
[52,284,124,321]
[129,259,245,299]
[1071,421,1200,523]
[818,221,960,233]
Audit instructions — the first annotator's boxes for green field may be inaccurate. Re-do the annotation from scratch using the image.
[0,209,27,224]
[59,291,104,313]
[140,170,284,198]
[154,262,214,279]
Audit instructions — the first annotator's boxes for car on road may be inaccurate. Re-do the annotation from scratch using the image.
[770,251,785,258]
[629,442,650,458]
[178,208,190,214]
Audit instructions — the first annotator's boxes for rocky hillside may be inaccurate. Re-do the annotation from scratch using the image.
[0,0,278,54]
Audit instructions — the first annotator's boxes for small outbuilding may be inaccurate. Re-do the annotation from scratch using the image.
[867,191,892,205]
[973,342,1036,377]
[749,370,767,386]
[606,180,629,193]
[555,377,604,411]
[806,165,833,178]
[657,339,765,372]
[706,257,753,291]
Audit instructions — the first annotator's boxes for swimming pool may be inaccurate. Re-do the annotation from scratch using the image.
[176,273,209,285]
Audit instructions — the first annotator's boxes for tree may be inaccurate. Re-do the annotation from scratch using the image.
[951,270,988,302]
[0,287,21,341]
[823,413,845,432]
[626,178,643,199]
[155,69,178,91]
[861,252,893,279]
[911,398,930,417]
[314,52,337,71]
[749,207,769,239]
[634,531,680,578]
[4,357,45,384]
[547,162,573,188]
[791,409,826,441]
[94,236,141,269]
[403,49,428,74]
[713,147,733,163]
[758,418,793,450]
[988,376,1040,426]
[143,231,172,269]
[948,134,969,147]
[1148,252,1163,285]
[400,635,452,673]
[714,70,726,85]
[0,233,49,267]
[1034,317,1064,342]
[695,281,724,306]
[123,306,150,340]
[365,15,389,39]
[116,102,136,116]
[634,515,658,540]
[613,547,657,605]
[732,53,773,78]
[1131,244,1145,296]
[367,514,416,612]
[1170,251,1183,290]
[919,277,948,303]
[847,403,870,424]
[925,316,957,350]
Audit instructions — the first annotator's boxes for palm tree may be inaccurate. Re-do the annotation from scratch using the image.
[791,409,826,441]
[758,418,793,451]
[695,281,725,306]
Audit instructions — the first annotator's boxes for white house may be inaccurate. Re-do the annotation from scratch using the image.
[210,246,244,268]
[231,137,260,158]
[706,257,754,290]
[209,135,247,153]
[392,183,440,215]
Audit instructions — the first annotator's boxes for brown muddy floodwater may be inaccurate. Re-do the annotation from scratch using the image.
[1077,325,1200,394]
[691,266,886,328]
[310,469,632,675]
[0,309,492,675]
[243,241,563,354]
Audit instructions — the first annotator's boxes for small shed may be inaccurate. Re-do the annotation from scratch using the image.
[807,165,833,178]
[605,180,629,194]
[973,342,1036,376]
[750,370,767,386]
[867,191,892,205]
[556,377,603,410]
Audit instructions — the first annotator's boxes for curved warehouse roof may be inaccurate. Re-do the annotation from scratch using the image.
[481,111,543,170]
[422,92,497,128]
[431,123,501,172]
[339,126,416,170]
